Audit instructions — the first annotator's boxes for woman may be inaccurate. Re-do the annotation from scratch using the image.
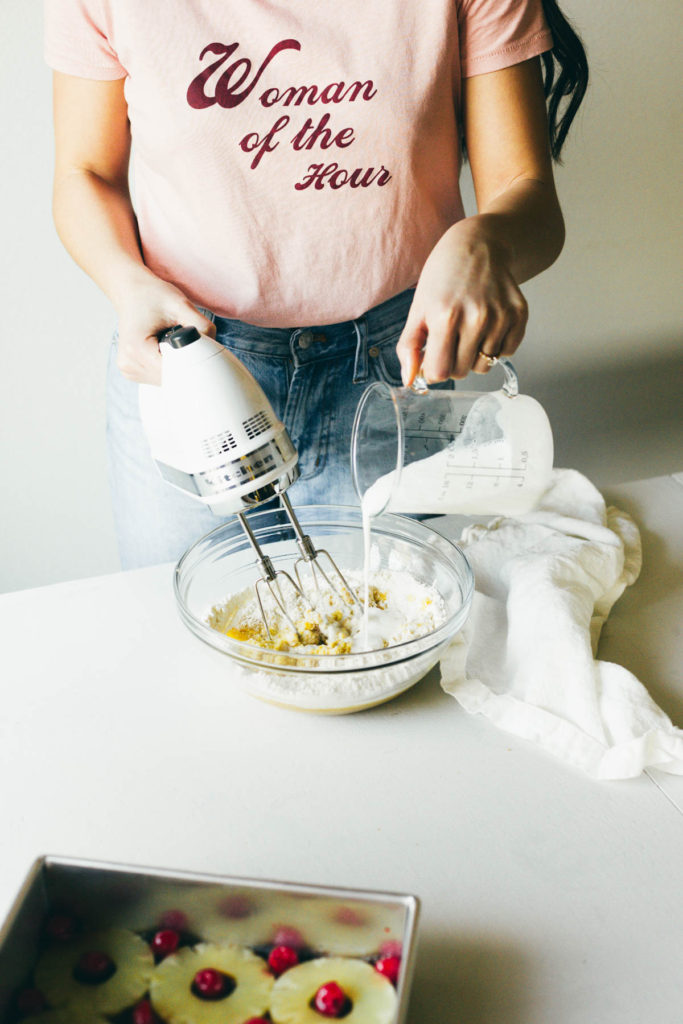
[45,0,587,568]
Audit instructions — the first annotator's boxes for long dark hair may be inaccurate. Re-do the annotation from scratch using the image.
[541,1,589,161]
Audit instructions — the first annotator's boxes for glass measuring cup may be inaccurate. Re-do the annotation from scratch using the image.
[351,359,554,517]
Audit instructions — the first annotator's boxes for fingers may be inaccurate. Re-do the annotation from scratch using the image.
[117,333,163,385]
[469,287,527,375]
[418,286,528,382]
[117,296,217,385]
[155,303,218,343]
[419,306,461,383]
[181,303,217,340]
[499,291,528,355]
[396,311,428,387]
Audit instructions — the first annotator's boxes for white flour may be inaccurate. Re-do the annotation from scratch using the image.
[205,565,448,709]
[207,568,445,656]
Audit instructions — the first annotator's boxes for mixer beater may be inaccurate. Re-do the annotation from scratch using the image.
[139,325,362,639]
[237,492,361,640]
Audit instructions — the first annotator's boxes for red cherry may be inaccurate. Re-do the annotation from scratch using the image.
[151,928,180,958]
[268,944,299,976]
[15,988,47,1014]
[313,981,349,1017]
[132,998,159,1024]
[192,968,228,1000]
[374,954,401,985]
[272,925,305,949]
[159,909,188,932]
[74,950,115,982]
[44,913,78,941]
[243,1020,270,1024]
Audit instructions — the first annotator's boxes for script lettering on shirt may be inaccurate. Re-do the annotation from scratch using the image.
[240,115,291,170]
[260,80,378,108]
[295,163,392,191]
[241,113,357,171]
[291,115,355,152]
[187,39,301,109]
[187,39,391,190]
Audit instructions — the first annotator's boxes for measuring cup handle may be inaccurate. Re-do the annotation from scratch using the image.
[410,358,519,397]
[499,358,519,398]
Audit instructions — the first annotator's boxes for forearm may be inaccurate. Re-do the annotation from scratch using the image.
[51,73,215,384]
[52,169,155,306]
[460,176,565,284]
[398,60,566,382]
[52,168,217,384]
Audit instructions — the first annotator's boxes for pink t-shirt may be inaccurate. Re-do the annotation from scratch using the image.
[44,0,552,327]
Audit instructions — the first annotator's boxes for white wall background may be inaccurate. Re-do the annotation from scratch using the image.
[1,0,681,593]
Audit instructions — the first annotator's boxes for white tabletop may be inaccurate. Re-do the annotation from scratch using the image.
[1,475,683,1023]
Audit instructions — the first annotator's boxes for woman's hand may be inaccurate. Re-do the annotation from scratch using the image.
[396,216,528,386]
[115,272,216,385]
[397,58,566,388]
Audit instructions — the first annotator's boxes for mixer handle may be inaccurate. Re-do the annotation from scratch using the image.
[156,325,199,348]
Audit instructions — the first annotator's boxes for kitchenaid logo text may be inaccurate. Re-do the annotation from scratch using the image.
[186,39,392,191]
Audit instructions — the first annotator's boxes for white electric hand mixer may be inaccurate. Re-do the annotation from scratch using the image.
[139,326,360,636]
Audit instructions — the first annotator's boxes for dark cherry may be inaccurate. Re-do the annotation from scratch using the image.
[374,954,401,985]
[313,981,350,1017]
[151,928,181,958]
[73,950,116,984]
[191,968,235,1001]
[267,944,299,976]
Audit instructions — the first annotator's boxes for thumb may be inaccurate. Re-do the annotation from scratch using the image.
[396,310,427,387]
[177,301,217,340]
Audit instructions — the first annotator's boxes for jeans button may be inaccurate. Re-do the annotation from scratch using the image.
[368,345,379,357]
[299,330,314,349]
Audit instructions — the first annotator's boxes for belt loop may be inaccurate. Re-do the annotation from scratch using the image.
[289,327,302,366]
[352,316,368,384]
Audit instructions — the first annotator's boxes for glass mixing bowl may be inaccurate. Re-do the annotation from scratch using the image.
[174,505,474,713]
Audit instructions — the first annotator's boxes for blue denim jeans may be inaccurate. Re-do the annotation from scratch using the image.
[108,287,444,569]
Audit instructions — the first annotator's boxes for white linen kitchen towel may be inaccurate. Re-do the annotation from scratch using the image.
[439,469,683,779]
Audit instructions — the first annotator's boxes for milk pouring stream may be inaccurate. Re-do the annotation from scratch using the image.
[354,359,553,646]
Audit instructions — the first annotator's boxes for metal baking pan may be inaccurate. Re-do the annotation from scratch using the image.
[0,856,419,1022]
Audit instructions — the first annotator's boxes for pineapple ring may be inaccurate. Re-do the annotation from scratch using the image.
[300,898,402,957]
[34,927,153,1014]
[150,943,273,1024]
[270,957,397,1024]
